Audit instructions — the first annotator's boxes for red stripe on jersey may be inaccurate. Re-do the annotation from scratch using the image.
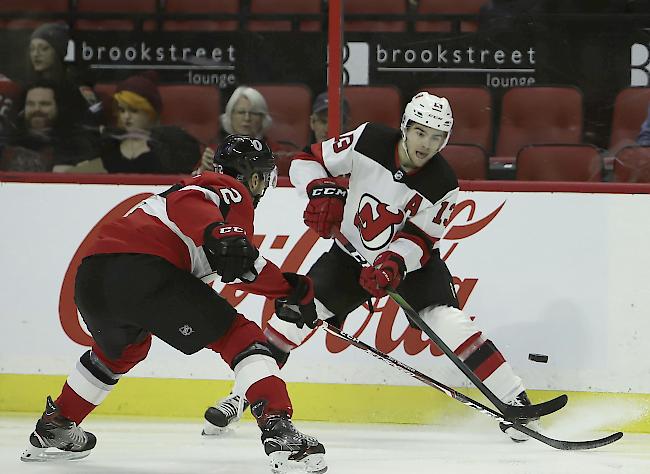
[474,351,506,381]
[291,146,326,169]
[394,230,435,266]
[263,323,299,352]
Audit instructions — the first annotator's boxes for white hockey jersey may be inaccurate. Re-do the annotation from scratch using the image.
[290,122,460,273]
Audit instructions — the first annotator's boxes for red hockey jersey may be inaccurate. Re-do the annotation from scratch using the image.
[87,172,292,299]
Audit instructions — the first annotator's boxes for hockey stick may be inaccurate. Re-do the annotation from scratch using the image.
[319,320,623,450]
[331,228,567,420]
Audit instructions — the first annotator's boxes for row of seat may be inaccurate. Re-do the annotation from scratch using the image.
[444,143,650,183]
[0,0,488,32]
[3,79,649,182]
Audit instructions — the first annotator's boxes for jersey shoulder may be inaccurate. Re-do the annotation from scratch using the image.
[353,122,401,169]
[404,154,459,205]
[165,172,255,214]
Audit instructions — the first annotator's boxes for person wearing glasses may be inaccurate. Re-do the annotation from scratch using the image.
[196,86,280,174]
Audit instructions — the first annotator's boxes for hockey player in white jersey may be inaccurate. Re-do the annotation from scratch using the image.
[204,92,539,441]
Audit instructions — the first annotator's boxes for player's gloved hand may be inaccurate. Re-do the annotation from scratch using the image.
[359,251,406,298]
[303,178,348,238]
[274,272,318,329]
[204,222,259,283]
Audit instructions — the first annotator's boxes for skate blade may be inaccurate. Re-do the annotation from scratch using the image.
[268,451,327,474]
[20,444,91,462]
[201,422,235,437]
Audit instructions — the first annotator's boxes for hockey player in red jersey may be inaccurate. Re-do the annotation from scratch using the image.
[21,135,327,474]
[204,93,540,442]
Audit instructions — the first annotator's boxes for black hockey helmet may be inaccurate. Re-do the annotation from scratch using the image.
[214,134,278,205]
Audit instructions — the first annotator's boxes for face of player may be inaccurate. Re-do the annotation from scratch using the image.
[247,168,277,208]
[116,102,156,132]
[25,87,58,130]
[402,123,447,170]
[30,39,57,72]
[231,96,265,137]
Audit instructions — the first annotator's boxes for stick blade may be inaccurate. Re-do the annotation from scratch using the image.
[504,394,568,419]
[546,431,624,451]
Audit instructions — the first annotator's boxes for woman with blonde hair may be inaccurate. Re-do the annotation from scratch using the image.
[97,72,199,174]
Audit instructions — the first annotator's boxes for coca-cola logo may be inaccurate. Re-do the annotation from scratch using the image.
[59,194,505,357]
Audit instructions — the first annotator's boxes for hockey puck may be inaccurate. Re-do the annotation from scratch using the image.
[528,353,549,363]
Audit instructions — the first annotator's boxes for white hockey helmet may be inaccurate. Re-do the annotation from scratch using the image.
[400,92,454,151]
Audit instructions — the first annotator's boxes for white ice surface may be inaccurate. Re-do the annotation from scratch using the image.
[2,413,650,474]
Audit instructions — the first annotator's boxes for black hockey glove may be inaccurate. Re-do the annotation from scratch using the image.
[274,272,318,329]
[204,222,259,283]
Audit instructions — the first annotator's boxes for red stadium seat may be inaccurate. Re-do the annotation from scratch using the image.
[159,85,221,145]
[609,87,650,153]
[441,144,488,180]
[75,0,156,31]
[344,0,407,32]
[345,86,402,129]
[248,0,322,32]
[415,0,488,33]
[0,79,22,101]
[250,84,312,151]
[421,86,492,151]
[612,146,650,183]
[515,144,602,182]
[162,0,239,32]
[496,86,583,157]
[93,83,221,145]
[0,1,69,29]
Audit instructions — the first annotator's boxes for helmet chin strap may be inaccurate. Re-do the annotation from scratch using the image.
[399,137,416,170]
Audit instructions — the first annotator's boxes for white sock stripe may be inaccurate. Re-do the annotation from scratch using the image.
[483,364,525,402]
[76,359,117,392]
[232,354,280,397]
[67,361,115,405]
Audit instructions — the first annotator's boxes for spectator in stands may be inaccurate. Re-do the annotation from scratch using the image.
[637,105,650,146]
[273,92,352,177]
[307,92,351,148]
[196,85,277,174]
[24,22,102,127]
[89,72,200,174]
[0,80,95,172]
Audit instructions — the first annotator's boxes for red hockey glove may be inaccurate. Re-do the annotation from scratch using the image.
[274,272,318,329]
[359,251,406,298]
[303,178,347,238]
[204,222,259,283]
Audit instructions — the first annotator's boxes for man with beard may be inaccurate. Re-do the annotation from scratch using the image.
[0,80,95,172]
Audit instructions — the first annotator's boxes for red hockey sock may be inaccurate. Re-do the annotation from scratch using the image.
[246,375,293,421]
[55,383,97,425]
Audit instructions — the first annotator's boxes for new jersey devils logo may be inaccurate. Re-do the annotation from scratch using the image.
[354,193,404,250]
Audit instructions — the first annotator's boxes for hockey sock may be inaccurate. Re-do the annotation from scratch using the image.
[420,305,525,402]
[207,314,292,417]
[246,376,293,422]
[57,350,122,424]
[56,337,152,424]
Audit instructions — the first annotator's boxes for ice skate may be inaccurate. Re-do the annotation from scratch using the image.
[499,391,542,442]
[260,413,327,474]
[20,396,96,462]
[202,392,249,436]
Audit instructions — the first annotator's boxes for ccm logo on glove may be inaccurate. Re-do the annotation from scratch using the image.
[204,222,259,283]
[215,225,245,236]
[304,178,348,238]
